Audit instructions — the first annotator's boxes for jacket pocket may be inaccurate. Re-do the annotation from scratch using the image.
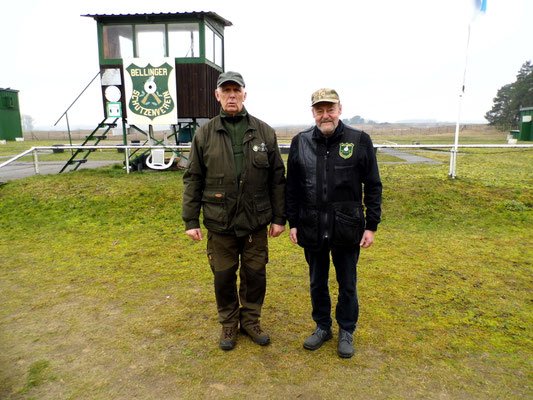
[297,208,320,249]
[201,189,227,225]
[331,206,364,247]
[252,151,269,168]
[254,193,272,227]
[334,164,355,189]
[205,173,224,186]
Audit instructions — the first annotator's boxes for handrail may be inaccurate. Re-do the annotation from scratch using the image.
[1,144,532,176]
[0,148,36,169]
[53,71,101,127]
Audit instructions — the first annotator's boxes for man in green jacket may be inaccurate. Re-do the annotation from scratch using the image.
[182,71,286,351]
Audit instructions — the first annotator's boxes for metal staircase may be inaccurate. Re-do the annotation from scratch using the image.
[59,118,119,173]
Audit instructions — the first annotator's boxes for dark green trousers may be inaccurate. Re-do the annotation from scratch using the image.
[206,227,268,328]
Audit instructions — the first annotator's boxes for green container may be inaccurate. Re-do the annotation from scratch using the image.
[178,126,194,142]
[0,88,23,141]
[519,107,533,141]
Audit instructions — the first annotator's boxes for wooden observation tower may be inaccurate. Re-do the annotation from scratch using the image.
[61,11,232,172]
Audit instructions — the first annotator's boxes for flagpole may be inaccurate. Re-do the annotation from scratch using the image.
[449,23,472,179]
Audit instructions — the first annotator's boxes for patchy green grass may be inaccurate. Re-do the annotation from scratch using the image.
[18,360,56,395]
[376,152,406,163]
[368,126,510,145]
[0,140,61,156]
[0,149,532,399]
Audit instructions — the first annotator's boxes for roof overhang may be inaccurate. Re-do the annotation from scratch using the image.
[82,11,232,27]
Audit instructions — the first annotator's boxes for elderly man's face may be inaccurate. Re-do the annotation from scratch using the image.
[215,82,247,115]
[312,102,342,136]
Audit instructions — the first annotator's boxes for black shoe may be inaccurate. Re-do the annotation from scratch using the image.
[219,325,238,351]
[240,324,270,346]
[338,329,354,358]
[303,327,333,350]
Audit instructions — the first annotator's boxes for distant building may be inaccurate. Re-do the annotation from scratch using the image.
[0,88,23,141]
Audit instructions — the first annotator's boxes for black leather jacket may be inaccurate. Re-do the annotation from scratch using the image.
[286,121,382,249]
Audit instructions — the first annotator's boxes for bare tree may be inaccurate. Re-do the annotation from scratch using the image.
[22,114,35,131]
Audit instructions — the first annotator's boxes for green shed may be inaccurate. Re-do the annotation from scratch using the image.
[0,88,23,141]
[519,107,533,141]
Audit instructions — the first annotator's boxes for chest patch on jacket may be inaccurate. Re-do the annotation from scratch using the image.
[339,143,355,159]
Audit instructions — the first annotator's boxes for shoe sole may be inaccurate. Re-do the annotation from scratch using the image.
[219,342,236,351]
[240,327,270,346]
[338,351,354,358]
[303,333,333,350]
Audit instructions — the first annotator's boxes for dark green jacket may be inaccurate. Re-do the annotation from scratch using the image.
[182,112,286,237]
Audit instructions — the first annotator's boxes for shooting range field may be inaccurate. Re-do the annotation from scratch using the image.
[0,130,532,399]
[0,124,518,165]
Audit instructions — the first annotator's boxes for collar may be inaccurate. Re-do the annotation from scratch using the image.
[215,106,258,134]
[220,106,248,120]
[313,120,344,143]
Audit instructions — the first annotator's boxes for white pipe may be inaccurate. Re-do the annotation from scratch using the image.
[24,144,533,150]
[0,147,36,169]
[33,149,39,174]
[1,144,532,172]
[125,147,130,174]
[450,23,473,179]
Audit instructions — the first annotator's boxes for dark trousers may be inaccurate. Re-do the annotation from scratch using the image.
[206,227,268,328]
[304,241,360,333]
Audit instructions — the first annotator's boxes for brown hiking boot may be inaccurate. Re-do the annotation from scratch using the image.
[240,324,270,346]
[219,325,238,351]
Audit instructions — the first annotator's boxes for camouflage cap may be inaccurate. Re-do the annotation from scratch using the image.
[311,88,340,106]
[217,71,245,88]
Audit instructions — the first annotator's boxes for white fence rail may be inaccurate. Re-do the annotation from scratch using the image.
[1,144,532,177]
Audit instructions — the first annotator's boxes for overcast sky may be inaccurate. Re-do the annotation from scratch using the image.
[1,0,532,128]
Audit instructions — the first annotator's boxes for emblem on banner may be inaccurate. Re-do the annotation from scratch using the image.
[339,143,354,159]
[125,61,175,122]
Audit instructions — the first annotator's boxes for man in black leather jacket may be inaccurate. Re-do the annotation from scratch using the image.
[286,88,382,358]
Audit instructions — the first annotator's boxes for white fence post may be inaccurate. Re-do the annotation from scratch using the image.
[33,149,40,174]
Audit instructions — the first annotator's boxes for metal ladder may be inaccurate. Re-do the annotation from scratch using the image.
[59,118,119,173]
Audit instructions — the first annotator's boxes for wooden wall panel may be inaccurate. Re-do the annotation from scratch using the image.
[177,64,221,119]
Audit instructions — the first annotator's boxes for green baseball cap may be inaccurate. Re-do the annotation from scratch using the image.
[217,71,245,87]
[311,88,340,106]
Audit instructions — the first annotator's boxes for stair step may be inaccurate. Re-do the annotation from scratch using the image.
[86,135,107,140]
[68,159,88,164]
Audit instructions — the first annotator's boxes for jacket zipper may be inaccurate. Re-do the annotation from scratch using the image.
[234,130,251,235]
[322,148,329,239]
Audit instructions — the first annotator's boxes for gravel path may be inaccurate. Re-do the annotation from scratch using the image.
[378,148,442,164]
[0,160,121,182]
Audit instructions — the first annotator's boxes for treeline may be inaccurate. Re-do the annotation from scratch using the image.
[342,115,377,125]
[485,60,533,129]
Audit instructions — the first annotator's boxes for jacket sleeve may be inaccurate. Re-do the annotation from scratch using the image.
[268,132,287,226]
[361,133,382,231]
[285,135,301,228]
[182,130,205,230]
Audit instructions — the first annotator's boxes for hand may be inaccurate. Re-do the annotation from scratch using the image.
[269,223,285,238]
[360,230,375,248]
[289,227,298,244]
[186,228,203,241]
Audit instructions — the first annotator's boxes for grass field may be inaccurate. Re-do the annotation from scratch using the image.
[0,136,532,399]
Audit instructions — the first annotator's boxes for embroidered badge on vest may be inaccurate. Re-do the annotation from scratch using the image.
[339,143,355,159]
